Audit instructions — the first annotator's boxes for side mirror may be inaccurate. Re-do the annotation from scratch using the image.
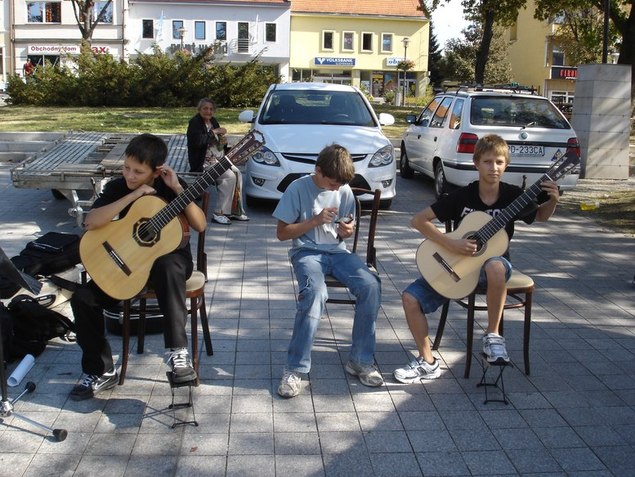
[238,110,255,123]
[405,114,417,124]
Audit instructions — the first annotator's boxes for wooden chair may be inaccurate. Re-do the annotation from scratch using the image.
[119,192,214,385]
[325,188,381,305]
[432,220,534,378]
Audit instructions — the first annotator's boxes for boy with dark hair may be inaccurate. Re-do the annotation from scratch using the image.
[273,144,383,398]
[70,133,207,400]
[393,134,560,383]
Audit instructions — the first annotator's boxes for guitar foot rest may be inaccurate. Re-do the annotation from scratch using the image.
[477,353,513,405]
[166,372,198,428]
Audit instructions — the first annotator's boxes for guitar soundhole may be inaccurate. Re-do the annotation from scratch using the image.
[134,220,159,247]
[466,234,485,256]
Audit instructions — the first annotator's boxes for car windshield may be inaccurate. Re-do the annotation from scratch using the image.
[259,90,376,126]
[470,96,570,129]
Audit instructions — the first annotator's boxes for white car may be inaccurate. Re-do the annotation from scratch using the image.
[400,86,581,197]
[239,83,396,207]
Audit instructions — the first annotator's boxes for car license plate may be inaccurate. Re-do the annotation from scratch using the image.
[509,145,544,156]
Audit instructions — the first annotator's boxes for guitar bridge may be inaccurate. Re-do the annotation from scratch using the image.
[433,252,461,282]
[103,241,132,276]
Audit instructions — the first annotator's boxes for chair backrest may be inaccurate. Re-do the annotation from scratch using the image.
[196,191,210,276]
[350,188,381,268]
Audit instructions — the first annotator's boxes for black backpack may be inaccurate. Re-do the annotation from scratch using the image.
[2,295,75,363]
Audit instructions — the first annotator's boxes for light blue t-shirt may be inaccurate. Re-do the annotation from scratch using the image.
[273,174,356,259]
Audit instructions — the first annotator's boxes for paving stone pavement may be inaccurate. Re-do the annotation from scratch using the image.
[0,160,634,477]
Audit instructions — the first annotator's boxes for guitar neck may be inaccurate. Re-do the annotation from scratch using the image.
[150,156,234,231]
[476,174,548,243]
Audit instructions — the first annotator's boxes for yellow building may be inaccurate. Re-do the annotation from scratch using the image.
[507,0,577,109]
[289,0,428,101]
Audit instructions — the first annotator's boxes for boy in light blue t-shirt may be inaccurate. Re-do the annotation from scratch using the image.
[273,144,383,398]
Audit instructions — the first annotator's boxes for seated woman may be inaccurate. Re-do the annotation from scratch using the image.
[187,98,249,224]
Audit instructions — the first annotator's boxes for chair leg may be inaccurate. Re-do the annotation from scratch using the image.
[137,298,147,354]
[523,291,533,375]
[200,298,213,356]
[432,301,450,350]
[464,293,476,379]
[190,297,199,385]
[119,300,131,385]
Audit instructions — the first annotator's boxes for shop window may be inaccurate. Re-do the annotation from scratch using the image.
[216,22,227,41]
[27,2,61,23]
[361,32,373,52]
[195,21,205,40]
[342,32,354,51]
[142,19,154,39]
[381,33,392,53]
[322,31,334,50]
[93,1,112,24]
[266,23,276,42]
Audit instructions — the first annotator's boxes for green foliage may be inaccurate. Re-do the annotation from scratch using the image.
[6,47,281,108]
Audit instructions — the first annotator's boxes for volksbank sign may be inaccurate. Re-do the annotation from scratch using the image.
[314,57,355,67]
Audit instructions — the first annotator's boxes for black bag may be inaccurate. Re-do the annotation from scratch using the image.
[0,232,81,299]
[5,294,75,362]
[1,302,16,363]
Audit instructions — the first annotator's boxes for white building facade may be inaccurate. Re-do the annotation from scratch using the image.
[0,0,290,90]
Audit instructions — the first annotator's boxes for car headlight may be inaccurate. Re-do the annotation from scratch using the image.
[369,145,394,167]
[251,146,280,166]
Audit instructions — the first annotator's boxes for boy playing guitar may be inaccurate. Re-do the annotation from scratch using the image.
[393,134,561,383]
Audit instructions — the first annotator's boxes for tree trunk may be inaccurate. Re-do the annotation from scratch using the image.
[475,8,496,84]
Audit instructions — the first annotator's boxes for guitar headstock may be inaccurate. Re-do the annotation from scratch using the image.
[225,131,265,167]
[546,150,581,182]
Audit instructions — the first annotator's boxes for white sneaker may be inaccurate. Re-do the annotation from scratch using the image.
[166,347,197,383]
[393,357,441,383]
[482,333,510,364]
[278,369,302,398]
[212,214,231,225]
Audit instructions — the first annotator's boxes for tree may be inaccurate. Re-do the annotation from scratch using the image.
[442,24,513,85]
[69,0,113,42]
[428,23,446,88]
[420,0,526,84]
[534,0,635,102]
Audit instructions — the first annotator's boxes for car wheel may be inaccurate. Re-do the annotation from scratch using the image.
[400,147,414,179]
[434,162,448,198]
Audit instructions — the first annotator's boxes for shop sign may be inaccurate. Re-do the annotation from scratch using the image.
[551,66,577,80]
[386,57,406,67]
[314,57,355,67]
[28,45,81,54]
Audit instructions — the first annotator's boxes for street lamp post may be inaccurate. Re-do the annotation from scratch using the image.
[178,27,186,50]
[402,37,410,106]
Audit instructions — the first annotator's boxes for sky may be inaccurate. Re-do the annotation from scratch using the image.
[430,0,470,49]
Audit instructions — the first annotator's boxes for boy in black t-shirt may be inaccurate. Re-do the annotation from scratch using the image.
[394,134,560,383]
[70,133,207,400]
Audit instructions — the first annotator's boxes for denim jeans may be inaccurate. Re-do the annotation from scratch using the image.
[287,249,381,373]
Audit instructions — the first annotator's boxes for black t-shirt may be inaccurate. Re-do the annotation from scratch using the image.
[93,176,192,260]
[431,181,542,244]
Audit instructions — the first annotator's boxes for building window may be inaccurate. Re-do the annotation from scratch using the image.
[238,22,250,53]
[142,19,154,39]
[361,32,373,52]
[552,49,565,66]
[342,31,354,51]
[0,48,3,75]
[27,2,61,23]
[173,20,184,40]
[216,22,227,41]
[381,33,392,53]
[195,21,205,40]
[93,1,112,23]
[322,31,334,50]
[265,23,276,42]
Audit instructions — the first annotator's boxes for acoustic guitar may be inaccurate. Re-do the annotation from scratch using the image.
[416,151,580,300]
[80,131,264,300]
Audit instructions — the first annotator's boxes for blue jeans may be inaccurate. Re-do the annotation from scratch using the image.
[287,249,381,373]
